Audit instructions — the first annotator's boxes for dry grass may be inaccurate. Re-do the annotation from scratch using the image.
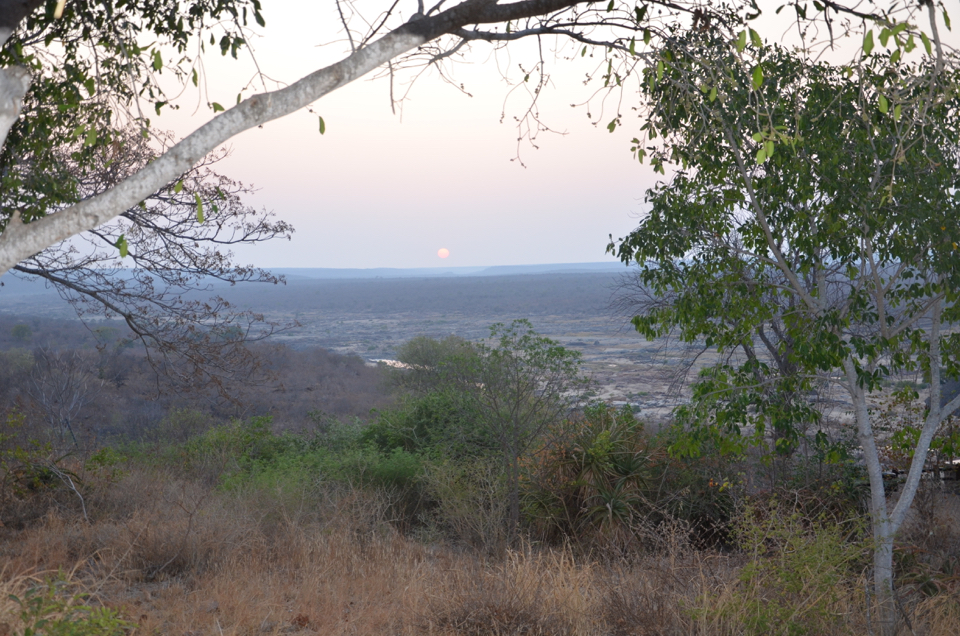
[1,468,959,636]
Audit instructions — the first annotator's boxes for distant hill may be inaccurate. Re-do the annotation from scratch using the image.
[269,262,627,280]
[0,262,633,318]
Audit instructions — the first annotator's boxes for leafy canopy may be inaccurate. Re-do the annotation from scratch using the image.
[612,30,960,458]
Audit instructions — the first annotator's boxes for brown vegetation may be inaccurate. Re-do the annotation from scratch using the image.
[1,462,959,636]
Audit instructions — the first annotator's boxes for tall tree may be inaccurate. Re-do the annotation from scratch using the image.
[611,8,959,632]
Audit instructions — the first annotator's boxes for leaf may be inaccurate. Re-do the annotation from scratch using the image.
[643,29,651,45]
[751,132,764,142]
[764,140,774,157]
[192,68,199,87]
[152,49,162,71]
[736,30,747,53]
[211,102,224,112]
[629,37,636,56]
[879,27,890,48]
[921,32,932,56]
[656,60,664,81]
[606,0,614,11]
[84,128,97,146]
[115,235,128,258]
[581,45,587,57]
[890,48,901,64]
[195,193,204,223]
[751,64,763,90]
[863,30,875,56]
[607,119,617,133]
[709,86,717,102]
[944,9,951,31]
[878,94,889,113]
[893,104,901,121]
[750,28,762,47]
[174,181,183,194]
[756,147,767,163]
[318,116,326,134]
[254,10,265,27]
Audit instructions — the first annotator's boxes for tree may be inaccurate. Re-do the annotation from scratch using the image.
[465,319,589,544]
[30,346,102,447]
[0,1,911,278]
[393,334,479,395]
[9,124,293,397]
[610,9,959,632]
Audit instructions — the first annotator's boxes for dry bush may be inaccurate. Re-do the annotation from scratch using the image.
[3,462,960,636]
[421,549,599,636]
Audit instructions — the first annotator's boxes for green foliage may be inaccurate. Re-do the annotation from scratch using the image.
[525,405,738,549]
[3,1,265,225]
[11,323,33,343]
[11,573,135,636]
[422,458,510,554]
[150,409,212,444]
[524,404,654,544]
[360,390,494,460]
[707,499,866,636]
[612,31,960,465]
[0,409,62,508]
[82,447,127,485]
[393,335,479,395]
[878,389,960,470]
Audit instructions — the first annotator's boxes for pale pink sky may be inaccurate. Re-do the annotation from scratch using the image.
[153,3,658,269]
[153,2,951,270]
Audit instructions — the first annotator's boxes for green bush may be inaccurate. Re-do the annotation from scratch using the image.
[700,498,866,636]
[422,458,510,554]
[523,404,655,547]
[651,423,739,547]
[523,404,737,550]
[360,389,493,460]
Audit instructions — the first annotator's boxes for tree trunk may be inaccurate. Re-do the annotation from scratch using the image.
[0,64,30,147]
[873,527,896,636]
[506,451,520,549]
[843,358,898,635]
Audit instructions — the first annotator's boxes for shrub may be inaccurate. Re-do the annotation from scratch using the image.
[10,573,135,636]
[359,389,493,460]
[523,404,655,549]
[423,458,510,554]
[699,498,867,636]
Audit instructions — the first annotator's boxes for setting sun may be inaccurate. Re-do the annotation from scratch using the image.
[437,248,450,259]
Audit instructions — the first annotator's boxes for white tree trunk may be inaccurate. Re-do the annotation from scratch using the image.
[842,357,897,634]
[842,296,957,636]
[0,62,29,150]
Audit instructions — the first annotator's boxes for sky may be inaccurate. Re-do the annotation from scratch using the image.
[152,3,662,270]
[150,2,954,270]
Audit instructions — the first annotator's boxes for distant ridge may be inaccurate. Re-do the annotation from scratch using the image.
[270,262,627,280]
[0,262,632,316]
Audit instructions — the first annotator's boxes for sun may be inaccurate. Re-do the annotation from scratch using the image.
[437,248,450,259]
